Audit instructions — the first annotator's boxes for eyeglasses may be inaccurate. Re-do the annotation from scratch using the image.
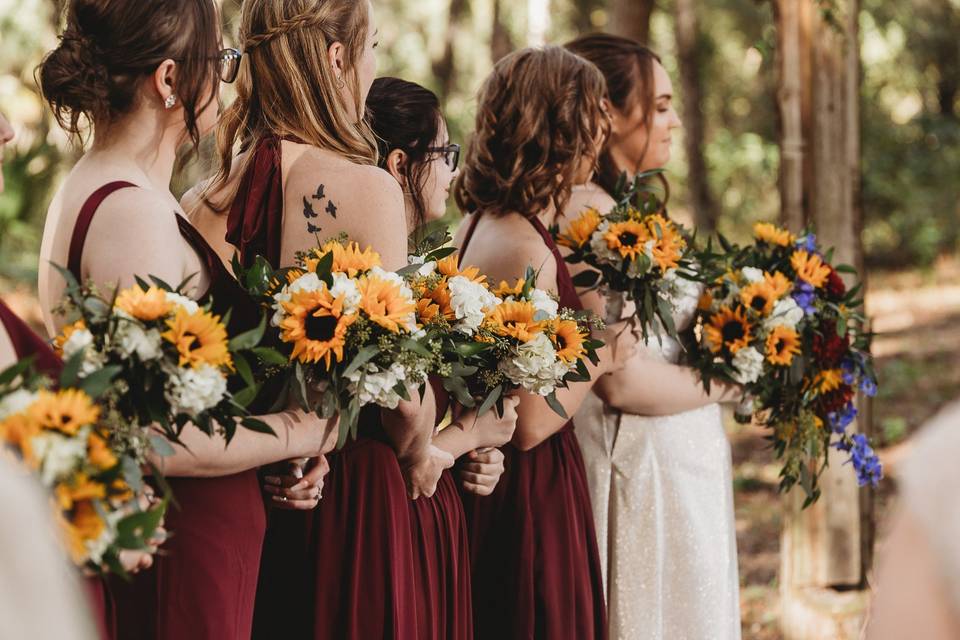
[426,143,460,171]
[217,48,242,84]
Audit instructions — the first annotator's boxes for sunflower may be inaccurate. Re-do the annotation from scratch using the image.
[790,250,831,288]
[357,275,417,334]
[416,281,455,324]
[162,308,233,370]
[53,320,87,356]
[753,222,794,247]
[280,287,356,368]
[603,219,649,261]
[55,473,107,510]
[764,271,792,298]
[697,291,714,311]
[703,306,752,354]
[0,413,40,459]
[87,432,117,471]
[308,241,381,277]
[485,301,543,342]
[493,278,525,298]
[814,368,844,393]
[557,207,602,249]
[115,285,173,321]
[740,280,779,316]
[765,325,801,366]
[436,254,487,284]
[28,389,100,436]
[63,500,106,565]
[645,214,685,271]
[548,318,587,363]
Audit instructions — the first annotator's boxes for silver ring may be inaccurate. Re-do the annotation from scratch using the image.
[280,495,288,502]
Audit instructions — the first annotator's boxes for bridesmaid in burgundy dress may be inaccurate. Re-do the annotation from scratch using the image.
[184,2,452,638]
[35,3,336,639]
[366,76,521,639]
[452,47,638,639]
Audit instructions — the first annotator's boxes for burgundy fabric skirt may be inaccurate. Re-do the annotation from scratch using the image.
[409,469,473,640]
[460,425,607,640]
[112,471,266,640]
[253,433,419,639]
[85,576,114,640]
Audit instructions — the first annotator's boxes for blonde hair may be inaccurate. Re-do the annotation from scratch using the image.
[209,0,377,206]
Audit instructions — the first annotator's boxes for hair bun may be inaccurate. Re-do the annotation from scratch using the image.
[37,29,112,135]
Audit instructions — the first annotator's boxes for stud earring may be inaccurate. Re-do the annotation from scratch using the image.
[164,94,177,109]
[336,76,345,90]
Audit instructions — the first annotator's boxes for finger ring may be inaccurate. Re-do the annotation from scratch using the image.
[281,495,288,502]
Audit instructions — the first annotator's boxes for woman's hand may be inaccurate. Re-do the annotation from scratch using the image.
[291,410,340,459]
[262,456,330,510]
[401,444,455,500]
[457,447,506,496]
[451,395,520,450]
[598,318,639,375]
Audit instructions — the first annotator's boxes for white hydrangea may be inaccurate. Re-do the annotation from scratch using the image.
[763,297,804,331]
[288,271,324,293]
[741,267,765,283]
[529,288,559,319]
[499,332,570,396]
[32,427,90,486]
[588,221,623,268]
[114,321,163,361]
[731,346,765,385]
[369,266,406,289]
[329,272,362,315]
[662,269,703,314]
[0,388,38,420]
[346,361,409,409]
[448,276,499,334]
[407,255,437,277]
[60,327,105,377]
[165,364,228,415]
[164,291,200,315]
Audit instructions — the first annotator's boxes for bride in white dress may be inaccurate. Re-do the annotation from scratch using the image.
[563,34,743,639]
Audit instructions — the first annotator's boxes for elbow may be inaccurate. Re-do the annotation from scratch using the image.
[511,424,553,452]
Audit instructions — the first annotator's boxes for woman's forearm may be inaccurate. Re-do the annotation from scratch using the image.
[382,383,437,464]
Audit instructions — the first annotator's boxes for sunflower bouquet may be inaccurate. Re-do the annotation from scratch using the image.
[689,222,881,503]
[0,355,165,575]
[52,267,272,454]
[403,242,602,418]
[554,172,695,340]
[235,237,433,446]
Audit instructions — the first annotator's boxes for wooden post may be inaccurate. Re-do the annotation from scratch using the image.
[774,1,872,638]
[608,0,655,45]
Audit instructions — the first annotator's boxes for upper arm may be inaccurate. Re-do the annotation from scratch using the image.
[83,191,187,293]
[0,325,16,370]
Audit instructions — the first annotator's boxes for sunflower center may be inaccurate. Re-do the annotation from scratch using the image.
[305,312,338,341]
[618,232,639,247]
[722,320,745,342]
[555,334,568,350]
[750,296,768,312]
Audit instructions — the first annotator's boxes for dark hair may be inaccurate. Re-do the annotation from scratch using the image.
[565,33,666,200]
[455,46,609,219]
[365,77,444,230]
[37,0,220,149]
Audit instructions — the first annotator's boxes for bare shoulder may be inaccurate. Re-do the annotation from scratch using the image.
[460,213,557,289]
[88,186,182,240]
[561,184,616,224]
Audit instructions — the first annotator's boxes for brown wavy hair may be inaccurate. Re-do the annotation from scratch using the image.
[208,0,377,207]
[454,46,609,219]
[36,0,220,148]
[565,33,665,200]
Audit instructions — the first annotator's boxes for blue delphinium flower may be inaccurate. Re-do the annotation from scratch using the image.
[792,282,817,315]
[828,402,858,433]
[796,234,818,253]
[860,377,878,397]
[833,433,882,487]
[841,359,857,385]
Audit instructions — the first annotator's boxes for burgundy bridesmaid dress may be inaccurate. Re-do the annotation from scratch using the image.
[228,137,422,639]
[0,301,114,640]
[457,213,608,639]
[66,182,266,640]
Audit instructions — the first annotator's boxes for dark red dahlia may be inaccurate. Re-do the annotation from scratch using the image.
[825,268,846,300]
[812,320,849,366]
[818,385,854,415]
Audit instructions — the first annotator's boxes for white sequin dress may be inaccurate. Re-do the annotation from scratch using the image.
[575,281,742,640]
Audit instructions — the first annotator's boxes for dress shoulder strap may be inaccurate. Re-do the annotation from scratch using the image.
[67,181,138,281]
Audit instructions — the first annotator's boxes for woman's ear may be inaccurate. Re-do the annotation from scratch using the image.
[327,41,346,85]
[153,59,179,109]
[385,149,408,189]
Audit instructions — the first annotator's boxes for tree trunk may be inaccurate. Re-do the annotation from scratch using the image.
[775,1,871,638]
[527,0,550,47]
[674,0,716,231]
[609,0,655,44]
[432,0,471,101]
[491,0,515,63]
